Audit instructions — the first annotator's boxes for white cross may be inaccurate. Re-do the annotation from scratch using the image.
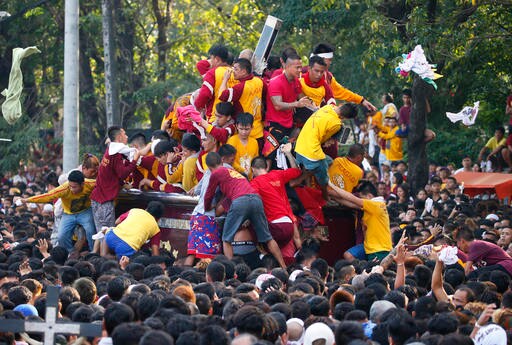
[0,286,102,344]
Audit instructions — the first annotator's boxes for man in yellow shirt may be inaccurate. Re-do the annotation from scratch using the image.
[377,115,403,163]
[478,126,507,171]
[227,113,259,177]
[23,171,96,252]
[328,181,392,261]
[295,103,358,200]
[328,143,365,193]
[102,201,164,258]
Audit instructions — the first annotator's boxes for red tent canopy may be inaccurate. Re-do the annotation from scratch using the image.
[454,172,512,200]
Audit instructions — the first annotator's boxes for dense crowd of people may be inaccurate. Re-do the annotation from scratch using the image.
[0,42,512,345]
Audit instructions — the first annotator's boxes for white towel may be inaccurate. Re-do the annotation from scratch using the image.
[446,101,479,126]
[108,142,137,161]
[1,46,41,125]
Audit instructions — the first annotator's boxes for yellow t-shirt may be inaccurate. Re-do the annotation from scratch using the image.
[485,137,507,150]
[300,78,327,107]
[28,179,96,214]
[238,77,264,140]
[378,126,403,161]
[328,157,363,192]
[362,199,392,254]
[227,134,259,176]
[295,105,341,161]
[113,208,160,250]
[183,156,199,191]
[211,67,238,123]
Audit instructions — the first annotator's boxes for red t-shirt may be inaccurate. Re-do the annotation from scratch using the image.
[468,240,512,275]
[265,73,302,129]
[251,168,301,222]
[204,167,256,211]
[506,133,512,148]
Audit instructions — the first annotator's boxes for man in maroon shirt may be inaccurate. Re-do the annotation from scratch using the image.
[203,152,286,268]
[91,126,140,239]
[398,88,411,128]
[456,226,512,278]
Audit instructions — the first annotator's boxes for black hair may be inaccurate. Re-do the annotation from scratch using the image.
[181,133,201,153]
[139,330,174,345]
[233,306,265,338]
[335,321,365,345]
[112,322,149,345]
[250,156,267,169]
[108,126,123,142]
[138,292,163,321]
[234,58,252,74]
[7,285,32,305]
[236,112,254,127]
[129,132,147,146]
[195,293,212,315]
[58,266,80,286]
[216,102,234,117]
[307,295,330,317]
[309,55,327,67]
[355,180,377,198]
[454,226,475,241]
[206,262,226,282]
[218,144,237,158]
[427,312,459,335]
[354,288,377,316]
[104,302,135,335]
[68,170,85,184]
[496,126,505,134]
[205,152,222,169]
[151,130,171,141]
[146,201,165,219]
[312,43,334,54]
[154,139,178,157]
[290,300,311,321]
[143,264,165,280]
[208,44,229,62]
[285,53,301,64]
[199,325,229,345]
[347,144,366,159]
[383,290,406,309]
[107,276,131,301]
[280,47,298,62]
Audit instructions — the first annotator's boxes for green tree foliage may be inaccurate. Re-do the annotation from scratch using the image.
[0,0,511,172]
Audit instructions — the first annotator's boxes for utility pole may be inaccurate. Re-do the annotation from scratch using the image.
[63,0,79,172]
[102,0,120,128]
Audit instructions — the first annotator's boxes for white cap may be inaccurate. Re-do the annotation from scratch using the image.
[255,273,273,290]
[474,324,507,345]
[303,323,335,345]
[486,214,499,221]
[289,270,303,282]
[42,204,54,213]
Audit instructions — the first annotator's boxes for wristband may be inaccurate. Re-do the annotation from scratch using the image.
[397,263,404,266]
[360,97,365,104]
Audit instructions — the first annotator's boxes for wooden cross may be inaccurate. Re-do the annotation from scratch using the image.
[0,285,102,344]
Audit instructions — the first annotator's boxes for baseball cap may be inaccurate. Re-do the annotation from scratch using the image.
[14,304,38,317]
[303,322,335,345]
[255,273,273,290]
[486,214,500,221]
[474,324,507,345]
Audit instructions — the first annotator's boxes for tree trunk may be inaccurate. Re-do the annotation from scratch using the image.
[408,76,434,195]
[102,0,121,128]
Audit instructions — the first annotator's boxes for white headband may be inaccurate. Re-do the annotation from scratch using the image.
[310,52,333,59]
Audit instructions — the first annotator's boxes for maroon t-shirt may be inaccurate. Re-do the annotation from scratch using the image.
[468,240,512,275]
[204,167,256,211]
[398,105,411,126]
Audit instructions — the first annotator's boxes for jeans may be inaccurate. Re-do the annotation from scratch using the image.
[58,208,96,251]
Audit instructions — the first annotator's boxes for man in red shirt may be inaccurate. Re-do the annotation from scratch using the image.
[265,53,312,140]
[250,156,304,264]
[203,152,286,268]
[91,126,140,236]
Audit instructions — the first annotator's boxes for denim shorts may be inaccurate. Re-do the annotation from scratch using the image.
[295,153,329,186]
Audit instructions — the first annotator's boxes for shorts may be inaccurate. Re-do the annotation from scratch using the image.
[222,194,272,243]
[269,221,294,247]
[295,153,329,186]
[346,243,367,260]
[105,230,136,258]
[281,239,296,266]
[187,214,221,258]
[91,200,115,233]
[367,251,390,262]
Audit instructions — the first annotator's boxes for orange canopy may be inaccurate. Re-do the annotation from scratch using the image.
[454,172,512,200]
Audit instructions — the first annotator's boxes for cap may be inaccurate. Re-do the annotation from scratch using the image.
[486,214,500,221]
[369,300,396,322]
[14,304,38,317]
[474,324,507,345]
[303,322,335,345]
[255,273,273,290]
[43,204,54,213]
[288,270,303,283]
